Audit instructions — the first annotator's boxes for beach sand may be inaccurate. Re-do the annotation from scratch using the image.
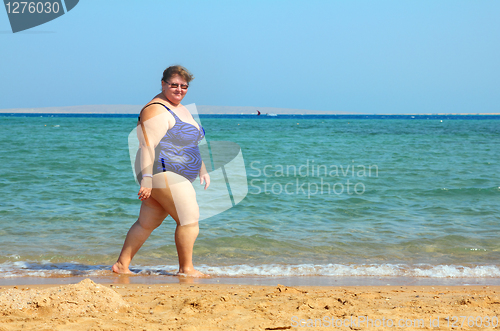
[1,279,499,330]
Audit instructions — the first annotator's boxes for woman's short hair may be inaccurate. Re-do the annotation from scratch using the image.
[162,65,194,84]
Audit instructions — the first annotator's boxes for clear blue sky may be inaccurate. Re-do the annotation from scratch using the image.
[1,0,499,113]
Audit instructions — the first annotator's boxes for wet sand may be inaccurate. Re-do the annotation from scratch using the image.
[1,278,499,330]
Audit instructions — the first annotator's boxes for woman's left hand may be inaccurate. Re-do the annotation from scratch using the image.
[138,177,153,201]
[138,186,152,201]
[200,173,210,190]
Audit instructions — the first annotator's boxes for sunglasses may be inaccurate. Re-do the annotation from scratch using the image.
[166,82,189,90]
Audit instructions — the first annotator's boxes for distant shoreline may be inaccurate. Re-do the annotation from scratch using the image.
[2,113,500,120]
[0,105,353,115]
[0,105,498,115]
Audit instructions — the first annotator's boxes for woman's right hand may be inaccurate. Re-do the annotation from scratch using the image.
[138,177,153,201]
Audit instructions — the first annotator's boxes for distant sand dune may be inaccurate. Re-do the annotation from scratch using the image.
[0,105,358,115]
[0,105,497,115]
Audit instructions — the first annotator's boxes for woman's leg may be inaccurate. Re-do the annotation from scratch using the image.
[175,222,202,276]
[151,171,207,277]
[112,197,168,274]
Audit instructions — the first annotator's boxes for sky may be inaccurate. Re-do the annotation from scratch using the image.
[1,0,499,114]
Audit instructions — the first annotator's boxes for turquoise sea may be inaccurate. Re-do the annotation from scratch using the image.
[0,114,499,284]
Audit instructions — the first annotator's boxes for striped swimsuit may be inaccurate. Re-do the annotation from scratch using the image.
[141,103,205,182]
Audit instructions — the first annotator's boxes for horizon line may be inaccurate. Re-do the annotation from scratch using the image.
[0,104,499,116]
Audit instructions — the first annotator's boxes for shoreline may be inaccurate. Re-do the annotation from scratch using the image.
[2,274,500,287]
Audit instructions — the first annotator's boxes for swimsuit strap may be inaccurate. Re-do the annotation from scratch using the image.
[138,102,200,131]
[138,102,174,121]
[164,107,181,122]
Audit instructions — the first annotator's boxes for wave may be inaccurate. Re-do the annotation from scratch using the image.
[202,264,500,278]
[1,261,500,279]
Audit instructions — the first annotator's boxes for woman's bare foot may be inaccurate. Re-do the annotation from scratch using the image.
[176,268,209,278]
[112,262,134,274]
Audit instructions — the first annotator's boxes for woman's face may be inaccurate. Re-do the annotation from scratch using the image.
[162,74,188,105]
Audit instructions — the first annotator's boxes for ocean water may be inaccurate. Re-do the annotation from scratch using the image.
[0,115,499,281]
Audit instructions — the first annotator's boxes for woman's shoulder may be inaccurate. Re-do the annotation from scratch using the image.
[139,100,171,122]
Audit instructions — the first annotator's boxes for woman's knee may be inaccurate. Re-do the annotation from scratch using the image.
[176,203,199,226]
[181,220,199,228]
[138,217,163,231]
[137,209,166,231]
[179,212,199,226]
[138,199,168,230]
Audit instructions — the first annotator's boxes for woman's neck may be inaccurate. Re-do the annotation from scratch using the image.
[157,93,180,108]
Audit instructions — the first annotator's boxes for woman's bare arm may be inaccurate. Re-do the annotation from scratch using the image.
[137,104,171,199]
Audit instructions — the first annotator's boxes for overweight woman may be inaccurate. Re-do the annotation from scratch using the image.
[112,65,210,277]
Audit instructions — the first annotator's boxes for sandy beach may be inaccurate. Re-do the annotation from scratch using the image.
[1,278,499,330]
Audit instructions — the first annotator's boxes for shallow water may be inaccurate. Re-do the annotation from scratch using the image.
[0,116,499,279]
